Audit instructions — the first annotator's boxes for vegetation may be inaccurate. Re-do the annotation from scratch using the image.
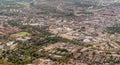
[105,23,120,34]
[8,20,21,27]
[0,25,81,65]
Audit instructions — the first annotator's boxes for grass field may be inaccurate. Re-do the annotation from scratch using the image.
[10,32,31,38]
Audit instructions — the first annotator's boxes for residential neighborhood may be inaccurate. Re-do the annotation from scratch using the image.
[0,0,120,65]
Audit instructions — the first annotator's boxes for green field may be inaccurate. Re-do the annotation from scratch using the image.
[10,32,31,38]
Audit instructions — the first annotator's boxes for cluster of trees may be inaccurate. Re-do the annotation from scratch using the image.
[105,23,120,34]
[8,20,21,27]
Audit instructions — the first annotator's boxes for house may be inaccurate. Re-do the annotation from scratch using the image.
[16,37,31,42]
[49,54,62,59]
[6,41,15,47]
[30,58,56,65]
[0,45,4,50]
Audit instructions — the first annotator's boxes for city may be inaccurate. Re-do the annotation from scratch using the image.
[0,0,120,65]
